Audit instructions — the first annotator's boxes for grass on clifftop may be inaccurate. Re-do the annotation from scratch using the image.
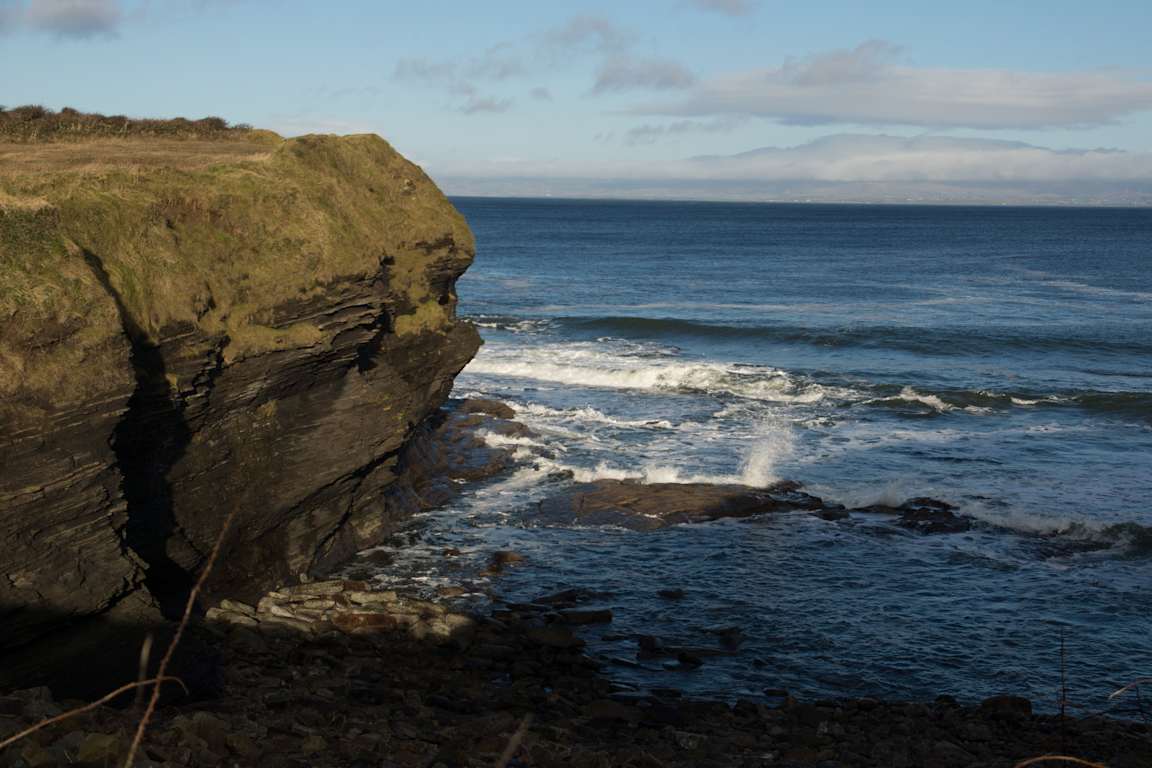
[0,105,256,142]
[0,112,474,413]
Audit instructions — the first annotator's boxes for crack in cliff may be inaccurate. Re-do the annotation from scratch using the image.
[306,453,394,575]
[81,250,196,620]
[354,312,393,373]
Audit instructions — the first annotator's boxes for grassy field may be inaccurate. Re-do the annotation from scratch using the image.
[0,138,277,175]
[0,105,278,175]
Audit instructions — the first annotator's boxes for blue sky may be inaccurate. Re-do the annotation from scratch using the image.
[3,0,1152,202]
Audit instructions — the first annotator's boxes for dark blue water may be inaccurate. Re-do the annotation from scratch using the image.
[368,199,1152,715]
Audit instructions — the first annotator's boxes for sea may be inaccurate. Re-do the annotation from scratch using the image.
[367,198,1152,716]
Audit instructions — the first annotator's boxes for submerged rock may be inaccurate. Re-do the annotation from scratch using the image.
[852,497,972,534]
[528,479,827,530]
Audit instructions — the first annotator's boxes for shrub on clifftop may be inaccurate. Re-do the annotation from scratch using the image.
[0,105,252,142]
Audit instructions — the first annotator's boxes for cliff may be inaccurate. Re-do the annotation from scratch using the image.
[0,129,480,689]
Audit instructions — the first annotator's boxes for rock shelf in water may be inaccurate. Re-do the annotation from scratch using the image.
[528,478,972,533]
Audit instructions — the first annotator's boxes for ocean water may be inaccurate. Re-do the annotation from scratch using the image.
[376,199,1152,714]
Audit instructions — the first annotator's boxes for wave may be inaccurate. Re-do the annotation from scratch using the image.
[865,387,993,415]
[513,402,678,431]
[860,387,1152,421]
[965,507,1152,556]
[516,420,795,490]
[464,339,1151,421]
[467,354,835,404]
[468,315,555,334]
[1072,391,1152,422]
[534,315,1152,357]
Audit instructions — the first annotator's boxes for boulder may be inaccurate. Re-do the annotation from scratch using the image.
[529,479,826,530]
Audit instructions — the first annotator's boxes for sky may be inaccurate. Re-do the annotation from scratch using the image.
[3,0,1152,204]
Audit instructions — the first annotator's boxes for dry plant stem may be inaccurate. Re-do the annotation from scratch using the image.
[0,677,187,752]
[122,504,241,768]
[1014,758,1108,768]
[494,714,533,768]
[1109,678,1152,700]
[1059,627,1068,753]
[134,633,154,711]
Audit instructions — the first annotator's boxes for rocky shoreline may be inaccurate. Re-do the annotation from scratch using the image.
[1,575,1149,767]
[3,399,1148,767]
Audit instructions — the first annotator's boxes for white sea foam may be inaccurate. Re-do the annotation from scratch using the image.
[476,430,557,452]
[466,346,832,404]
[518,416,795,489]
[866,387,992,414]
[513,402,678,430]
[468,317,554,333]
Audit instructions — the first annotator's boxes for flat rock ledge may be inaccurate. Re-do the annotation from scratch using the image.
[205,580,475,646]
[530,479,972,533]
[2,578,1148,768]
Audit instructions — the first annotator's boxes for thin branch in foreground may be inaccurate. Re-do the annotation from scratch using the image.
[1108,677,1152,700]
[122,503,242,768]
[0,677,187,752]
[1014,757,1108,768]
[494,714,533,768]
[134,633,154,711]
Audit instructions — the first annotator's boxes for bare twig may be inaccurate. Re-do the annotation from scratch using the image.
[1108,676,1152,726]
[1108,678,1152,700]
[1014,757,1108,768]
[0,677,187,752]
[494,714,533,768]
[1059,627,1068,753]
[122,504,241,768]
[133,633,154,711]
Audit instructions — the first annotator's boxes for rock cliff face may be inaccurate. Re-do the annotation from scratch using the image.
[0,133,480,688]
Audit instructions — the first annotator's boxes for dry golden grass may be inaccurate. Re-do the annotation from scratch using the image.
[0,137,276,175]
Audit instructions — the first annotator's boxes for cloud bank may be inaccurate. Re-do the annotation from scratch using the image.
[3,0,122,38]
[682,134,1152,182]
[690,0,754,16]
[639,40,1152,129]
[436,134,1152,205]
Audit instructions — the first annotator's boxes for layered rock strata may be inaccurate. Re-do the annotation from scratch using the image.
[0,133,480,689]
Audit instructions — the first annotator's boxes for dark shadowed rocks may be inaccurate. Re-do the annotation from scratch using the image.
[527,478,977,537]
[851,497,973,534]
[1,578,1146,767]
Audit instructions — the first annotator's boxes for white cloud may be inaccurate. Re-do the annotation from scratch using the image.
[393,15,700,112]
[543,15,632,56]
[393,55,517,116]
[24,0,121,38]
[459,95,513,115]
[637,40,1152,129]
[593,55,697,94]
[625,117,742,145]
[690,0,754,16]
[464,43,525,80]
[435,134,1152,206]
[681,134,1152,182]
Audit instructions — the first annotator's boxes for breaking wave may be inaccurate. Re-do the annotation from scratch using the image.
[465,347,836,404]
[541,316,1152,357]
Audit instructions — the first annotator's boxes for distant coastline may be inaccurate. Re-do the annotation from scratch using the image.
[440,182,1152,208]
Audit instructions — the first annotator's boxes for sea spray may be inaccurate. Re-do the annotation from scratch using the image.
[739,416,795,487]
